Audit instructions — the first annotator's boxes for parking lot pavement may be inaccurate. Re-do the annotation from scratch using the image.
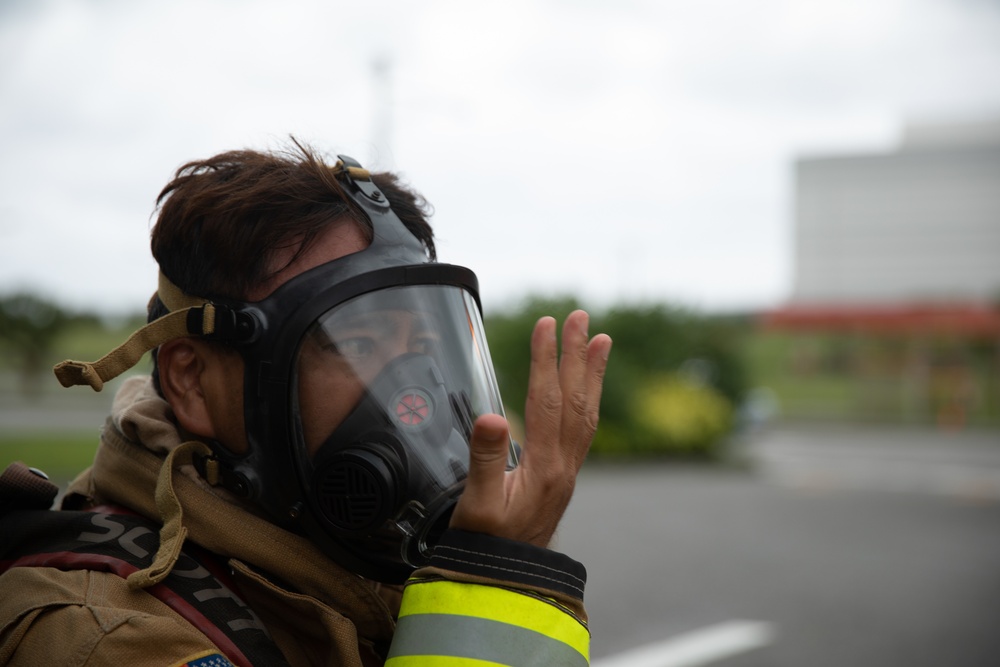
[560,423,1000,667]
[741,422,1000,501]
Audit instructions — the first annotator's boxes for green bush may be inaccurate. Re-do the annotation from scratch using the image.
[626,372,734,456]
[485,297,747,460]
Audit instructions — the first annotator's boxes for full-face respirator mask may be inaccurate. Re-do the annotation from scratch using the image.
[54,156,518,583]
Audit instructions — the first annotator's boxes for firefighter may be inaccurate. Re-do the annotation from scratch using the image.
[0,141,612,666]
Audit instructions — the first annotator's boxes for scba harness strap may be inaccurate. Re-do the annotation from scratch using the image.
[0,504,290,667]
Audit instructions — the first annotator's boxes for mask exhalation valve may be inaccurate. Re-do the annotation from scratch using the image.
[313,447,403,533]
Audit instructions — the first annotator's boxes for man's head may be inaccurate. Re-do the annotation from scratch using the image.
[120,144,513,582]
[148,141,436,442]
[147,143,430,460]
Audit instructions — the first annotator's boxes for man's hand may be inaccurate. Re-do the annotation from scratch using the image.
[450,309,612,547]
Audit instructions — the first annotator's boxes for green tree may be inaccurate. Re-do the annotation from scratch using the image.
[0,293,73,396]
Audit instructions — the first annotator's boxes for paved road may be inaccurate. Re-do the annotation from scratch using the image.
[559,424,1000,667]
[745,423,1000,501]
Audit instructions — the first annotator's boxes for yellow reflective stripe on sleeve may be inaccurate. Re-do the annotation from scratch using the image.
[386,656,507,667]
[388,614,588,666]
[401,580,589,652]
[390,579,589,666]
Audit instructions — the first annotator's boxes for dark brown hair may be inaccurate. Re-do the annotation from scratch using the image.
[147,140,436,393]
[150,139,435,302]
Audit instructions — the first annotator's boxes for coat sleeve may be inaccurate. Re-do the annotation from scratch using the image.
[386,530,590,666]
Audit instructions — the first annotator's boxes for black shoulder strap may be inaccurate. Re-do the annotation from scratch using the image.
[0,507,290,667]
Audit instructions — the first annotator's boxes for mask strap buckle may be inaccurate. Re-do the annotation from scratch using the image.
[333,156,392,212]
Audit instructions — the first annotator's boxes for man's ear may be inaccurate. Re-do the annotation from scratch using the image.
[157,338,219,439]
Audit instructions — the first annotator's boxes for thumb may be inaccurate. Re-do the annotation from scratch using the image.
[451,414,510,529]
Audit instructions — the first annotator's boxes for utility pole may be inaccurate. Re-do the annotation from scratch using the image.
[370,53,394,170]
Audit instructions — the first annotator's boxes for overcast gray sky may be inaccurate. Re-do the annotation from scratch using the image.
[2,0,999,316]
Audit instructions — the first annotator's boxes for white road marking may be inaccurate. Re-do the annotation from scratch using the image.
[592,620,775,667]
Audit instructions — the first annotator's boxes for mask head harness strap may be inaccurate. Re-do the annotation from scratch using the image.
[52,158,373,392]
[52,272,219,391]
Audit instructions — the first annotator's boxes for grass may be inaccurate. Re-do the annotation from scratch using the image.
[0,431,100,478]
[0,315,143,482]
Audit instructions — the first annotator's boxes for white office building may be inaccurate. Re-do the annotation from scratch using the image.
[792,119,1000,306]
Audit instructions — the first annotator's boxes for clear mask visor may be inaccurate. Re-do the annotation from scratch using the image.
[292,284,514,566]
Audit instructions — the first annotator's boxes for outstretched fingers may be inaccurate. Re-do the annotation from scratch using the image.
[558,310,599,470]
[583,332,613,442]
[450,310,613,548]
[521,316,562,470]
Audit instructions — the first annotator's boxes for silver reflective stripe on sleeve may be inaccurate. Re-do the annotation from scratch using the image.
[388,579,590,666]
[387,613,589,667]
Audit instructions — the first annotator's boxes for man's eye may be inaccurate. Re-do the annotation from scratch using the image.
[334,337,375,360]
